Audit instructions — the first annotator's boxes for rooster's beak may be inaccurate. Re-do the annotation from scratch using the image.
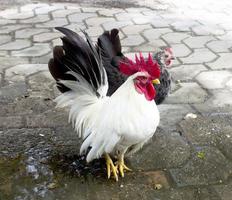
[152,79,160,85]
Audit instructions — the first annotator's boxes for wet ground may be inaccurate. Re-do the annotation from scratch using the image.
[1,0,232,199]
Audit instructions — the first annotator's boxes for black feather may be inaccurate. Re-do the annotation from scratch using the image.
[49,27,106,95]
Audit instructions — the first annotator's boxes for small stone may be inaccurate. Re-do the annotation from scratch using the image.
[154,184,162,190]
[47,182,58,189]
[184,113,198,120]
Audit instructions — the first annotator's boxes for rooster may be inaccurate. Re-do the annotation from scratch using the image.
[48,27,161,181]
[97,29,173,104]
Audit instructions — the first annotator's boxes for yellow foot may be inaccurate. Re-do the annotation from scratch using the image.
[105,153,118,181]
[115,159,132,178]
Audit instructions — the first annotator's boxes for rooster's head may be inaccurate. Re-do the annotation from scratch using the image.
[119,53,160,101]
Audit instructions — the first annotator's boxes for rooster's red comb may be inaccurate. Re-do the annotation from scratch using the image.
[119,53,160,78]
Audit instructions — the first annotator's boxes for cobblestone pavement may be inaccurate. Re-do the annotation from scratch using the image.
[1,0,232,199]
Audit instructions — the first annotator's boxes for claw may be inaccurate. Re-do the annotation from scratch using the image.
[115,155,132,177]
[105,153,118,181]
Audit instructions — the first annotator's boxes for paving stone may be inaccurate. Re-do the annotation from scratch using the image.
[20,3,48,11]
[52,9,80,18]
[26,110,69,128]
[68,13,97,23]
[207,53,232,69]
[0,40,31,51]
[129,128,191,170]
[52,38,63,47]
[0,24,30,34]
[0,128,54,156]
[0,51,8,56]
[0,82,27,103]
[28,71,54,98]
[0,116,23,128]
[33,32,62,42]
[183,36,215,48]
[0,19,16,25]
[64,23,86,32]
[157,104,193,130]
[143,28,172,41]
[11,43,50,57]
[115,12,143,21]
[170,146,232,187]
[20,14,50,23]
[198,187,222,200]
[122,24,151,35]
[171,43,191,57]
[36,18,68,28]
[192,25,225,36]
[196,70,232,89]
[15,28,48,39]
[132,15,161,25]
[0,11,34,20]
[218,31,232,41]
[214,181,232,200]
[133,40,167,52]
[0,35,12,45]
[121,35,145,46]
[206,40,232,53]
[102,20,133,30]
[162,32,190,44]
[151,18,173,28]
[0,97,56,116]
[85,17,115,26]
[226,79,232,90]
[98,8,122,17]
[85,26,104,37]
[81,7,103,12]
[35,5,64,15]
[0,57,29,70]
[166,82,208,104]
[170,64,207,81]
[5,64,48,81]
[30,52,53,64]
[171,20,200,31]
[180,48,217,64]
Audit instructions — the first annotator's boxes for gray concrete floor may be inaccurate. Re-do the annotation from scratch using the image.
[0,0,232,199]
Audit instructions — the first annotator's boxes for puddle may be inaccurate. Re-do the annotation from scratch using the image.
[0,146,109,200]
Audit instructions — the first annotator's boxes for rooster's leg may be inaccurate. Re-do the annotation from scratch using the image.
[104,153,118,181]
[116,153,132,177]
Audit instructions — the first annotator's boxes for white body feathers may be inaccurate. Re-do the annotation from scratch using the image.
[55,71,160,162]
